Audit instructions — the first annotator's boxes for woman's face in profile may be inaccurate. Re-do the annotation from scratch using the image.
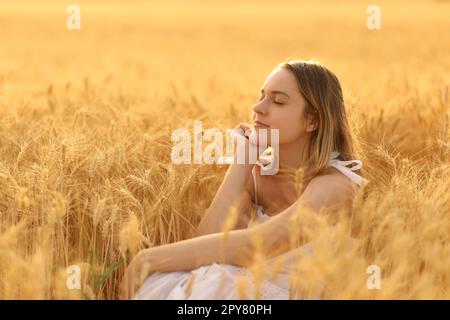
[252,67,316,146]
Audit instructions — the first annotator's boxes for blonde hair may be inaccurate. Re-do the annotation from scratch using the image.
[276,59,363,183]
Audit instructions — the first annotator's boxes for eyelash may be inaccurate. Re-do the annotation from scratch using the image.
[257,96,284,105]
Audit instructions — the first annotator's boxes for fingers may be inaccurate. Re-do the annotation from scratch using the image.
[122,278,136,300]
[119,276,130,300]
[236,122,251,132]
[230,125,249,144]
[120,267,137,300]
[233,123,253,137]
[231,122,276,166]
[233,123,258,141]
[119,282,126,299]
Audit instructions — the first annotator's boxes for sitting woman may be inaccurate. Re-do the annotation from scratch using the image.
[120,59,368,300]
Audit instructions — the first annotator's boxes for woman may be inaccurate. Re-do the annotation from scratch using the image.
[120,59,368,300]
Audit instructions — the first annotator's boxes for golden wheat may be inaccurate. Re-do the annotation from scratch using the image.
[0,0,449,299]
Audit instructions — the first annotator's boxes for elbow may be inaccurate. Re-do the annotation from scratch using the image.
[249,223,291,260]
[193,224,206,238]
[227,226,281,267]
[224,229,254,267]
[194,227,213,239]
[194,219,220,238]
[193,214,215,238]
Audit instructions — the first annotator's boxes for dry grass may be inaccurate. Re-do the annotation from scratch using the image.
[0,0,449,299]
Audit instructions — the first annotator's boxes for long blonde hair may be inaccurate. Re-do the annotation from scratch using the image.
[276,59,363,183]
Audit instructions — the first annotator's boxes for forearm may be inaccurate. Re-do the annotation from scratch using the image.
[139,215,301,276]
[147,228,253,273]
[195,163,253,237]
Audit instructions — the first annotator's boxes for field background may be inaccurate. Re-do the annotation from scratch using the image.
[0,0,449,299]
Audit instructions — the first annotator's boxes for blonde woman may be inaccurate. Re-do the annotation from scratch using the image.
[120,59,368,299]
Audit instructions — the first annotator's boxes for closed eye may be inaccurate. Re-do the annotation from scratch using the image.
[256,95,284,105]
[273,97,284,105]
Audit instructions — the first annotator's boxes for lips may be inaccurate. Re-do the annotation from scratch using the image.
[253,120,269,128]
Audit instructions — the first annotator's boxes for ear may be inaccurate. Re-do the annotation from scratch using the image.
[305,112,318,133]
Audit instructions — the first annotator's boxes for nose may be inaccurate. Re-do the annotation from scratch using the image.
[252,99,268,117]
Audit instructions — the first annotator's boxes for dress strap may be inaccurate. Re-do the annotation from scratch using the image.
[251,166,258,206]
[251,152,368,220]
[328,151,368,186]
[251,167,270,221]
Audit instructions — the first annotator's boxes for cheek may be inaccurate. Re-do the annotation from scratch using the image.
[271,109,305,144]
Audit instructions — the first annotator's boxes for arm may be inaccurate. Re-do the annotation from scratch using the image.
[120,228,254,299]
[141,228,254,273]
[194,122,271,237]
[194,163,254,237]
[251,172,357,259]
[161,173,356,272]
[120,172,355,298]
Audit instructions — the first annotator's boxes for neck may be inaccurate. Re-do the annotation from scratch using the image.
[276,135,310,172]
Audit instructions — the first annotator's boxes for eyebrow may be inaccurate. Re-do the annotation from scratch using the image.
[260,89,290,98]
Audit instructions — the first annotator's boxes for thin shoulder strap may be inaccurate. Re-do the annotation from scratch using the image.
[252,166,258,206]
[328,152,369,186]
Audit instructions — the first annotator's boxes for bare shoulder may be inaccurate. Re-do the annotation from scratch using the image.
[300,167,357,212]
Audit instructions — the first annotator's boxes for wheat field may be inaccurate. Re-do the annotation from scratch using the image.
[0,0,449,299]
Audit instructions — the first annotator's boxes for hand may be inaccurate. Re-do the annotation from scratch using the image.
[230,123,268,164]
[119,249,154,300]
[232,123,279,175]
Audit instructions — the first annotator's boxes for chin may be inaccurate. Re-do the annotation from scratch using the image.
[249,127,282,147]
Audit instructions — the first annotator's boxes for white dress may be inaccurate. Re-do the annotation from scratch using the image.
[133,151,367,300]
